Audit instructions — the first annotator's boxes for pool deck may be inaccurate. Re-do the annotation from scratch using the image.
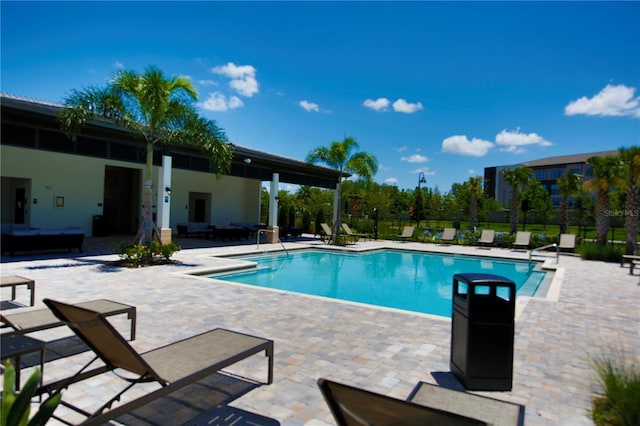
[1,235,638,425]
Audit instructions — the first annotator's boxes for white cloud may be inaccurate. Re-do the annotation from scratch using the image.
[401,154,429,163]
[363,98,390,111]
[200,92,243,112]
[212,62,259,97]
[392,99,423,113]
[468,169,476,175]
[565,84,640,118]
[441,135,493,157]
[198,79,218,87]
[412,167,435,176]
[299,100,320,112]
[396,145,408,153]
[385,177,398,185]
[114,61,124,69]
[495,128,552,153]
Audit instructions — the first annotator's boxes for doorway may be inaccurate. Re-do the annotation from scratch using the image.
[103,166,141,234]
[189,192,211,223]
[1,177,30,225]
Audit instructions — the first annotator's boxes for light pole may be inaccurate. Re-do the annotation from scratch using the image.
[417,172,426,228]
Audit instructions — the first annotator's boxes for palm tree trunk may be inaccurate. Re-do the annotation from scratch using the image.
[470,195,478,230]
[625,185,640,254]
[510,193,519,234]
[138,142,154,248]
[559,198,568,234]
[595,190,610,246]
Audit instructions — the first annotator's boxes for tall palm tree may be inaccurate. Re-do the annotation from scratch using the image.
[306,136,378,242]
[502,166,531,234]
[59,66,233,250]
[583,155,622,246]
[557,170,583,234]
[467,176,484,231]
[619,146,640,254]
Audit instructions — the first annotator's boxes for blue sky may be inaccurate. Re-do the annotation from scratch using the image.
[2,1,639,192]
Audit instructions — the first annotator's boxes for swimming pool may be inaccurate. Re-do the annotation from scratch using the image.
[210,249,547,317]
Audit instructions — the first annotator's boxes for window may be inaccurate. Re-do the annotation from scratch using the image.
[550,169,564,179]
[535,170,547,180]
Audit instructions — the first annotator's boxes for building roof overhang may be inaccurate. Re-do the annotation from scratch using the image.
[1,93,345,189]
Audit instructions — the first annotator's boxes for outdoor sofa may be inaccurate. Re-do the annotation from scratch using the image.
[1,224,84,256]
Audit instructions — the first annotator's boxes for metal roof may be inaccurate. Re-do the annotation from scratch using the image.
[521,150,619,168]
[1,93,345,189]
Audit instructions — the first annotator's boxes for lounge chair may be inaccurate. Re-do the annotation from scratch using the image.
[396,226,415,242]
[408,381,525,426]
[341,223,368,242]
[512,231,531,250]
[477,229,495,247]
[1,298,137,340]
[440,227,457,244]
[39,299,274,425]
[319,223,333,243]
[558,233,576,252]
[317,378,487,426]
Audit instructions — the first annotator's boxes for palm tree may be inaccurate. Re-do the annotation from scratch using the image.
[557,170,583,234]
[467,176,484,231]
[583,155,622,246]
[502,166,531,234]
[306,136,378,242]
[619,146,640,254]
[59,66,232,250]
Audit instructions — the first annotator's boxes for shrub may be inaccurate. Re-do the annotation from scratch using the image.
[591,352,640,425]
[1,360,61,426]
[117,243,150,267]
[578,243,624,263]
[151,240,181,260]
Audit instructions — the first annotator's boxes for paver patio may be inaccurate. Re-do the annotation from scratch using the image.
[1,235,638,425]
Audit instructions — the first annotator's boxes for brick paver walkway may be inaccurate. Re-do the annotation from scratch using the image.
[1,236,638,425]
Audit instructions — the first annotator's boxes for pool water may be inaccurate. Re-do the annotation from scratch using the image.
[211,250,546,317]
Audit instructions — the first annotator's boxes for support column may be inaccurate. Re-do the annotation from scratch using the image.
[332,181,341,238]
[156,155,172,244]
[267,173,279,244]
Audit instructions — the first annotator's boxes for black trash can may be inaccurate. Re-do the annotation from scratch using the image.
[450,273,516,391]
[92,215,107,237]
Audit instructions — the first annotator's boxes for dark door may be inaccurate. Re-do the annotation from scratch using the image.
[194,199,206,223]
[14,188,25,224]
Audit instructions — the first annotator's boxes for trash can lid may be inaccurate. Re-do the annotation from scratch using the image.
[454,273,515,285]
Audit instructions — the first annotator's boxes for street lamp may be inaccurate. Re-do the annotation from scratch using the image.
[417,172,427,228]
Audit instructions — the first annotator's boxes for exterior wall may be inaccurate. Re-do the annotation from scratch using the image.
[1,145,261,235]
[170,168,260,228]
[1,145,131,233]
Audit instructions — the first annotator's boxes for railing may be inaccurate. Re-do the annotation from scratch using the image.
[529,243,559,265]
[256,229,289,257]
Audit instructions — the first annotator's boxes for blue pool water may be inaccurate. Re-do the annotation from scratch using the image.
[211,250,546,317]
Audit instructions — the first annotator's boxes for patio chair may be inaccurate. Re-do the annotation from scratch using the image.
[477,229,495,247]
[558,233,576,252]
[440,227,457,244]
[408,381,525,426]
[396,226,415,242]
[317,378,487,426]
[319,223,333,243]
[39,299,274,425]
[512,231,531,250]
[341,223,368,242]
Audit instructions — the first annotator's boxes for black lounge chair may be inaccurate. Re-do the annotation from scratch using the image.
[318,378,487,426]
[40,299,274,425]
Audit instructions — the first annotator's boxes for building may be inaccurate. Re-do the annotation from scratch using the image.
[484,150,619,207]
[1,94,343,240]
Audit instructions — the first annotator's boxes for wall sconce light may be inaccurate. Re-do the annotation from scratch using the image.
[244,158,252,164]
[165,187,172,195]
